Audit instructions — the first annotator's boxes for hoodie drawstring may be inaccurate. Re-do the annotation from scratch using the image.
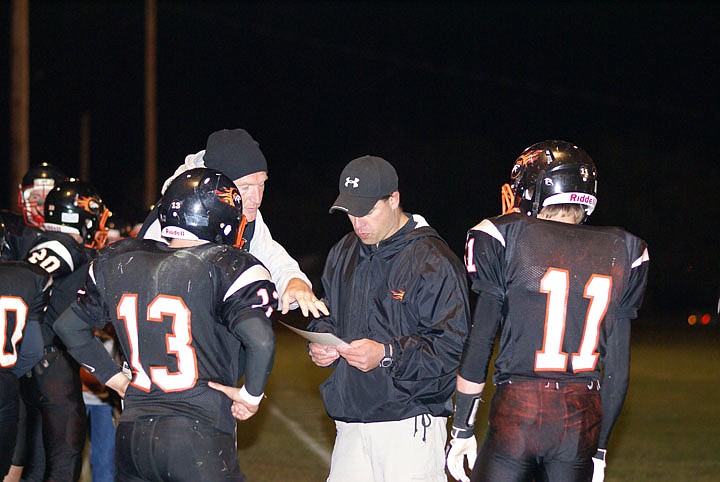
[413,414,431,442]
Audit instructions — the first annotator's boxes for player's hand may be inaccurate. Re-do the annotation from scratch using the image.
[208,382,261,420]
[281,278,330,318]
[105,371,131,398]
[229,399,259,420]
[336,339,384,372]
[308,343,339,367]
[592,448,607,482]
[446,435,477,482]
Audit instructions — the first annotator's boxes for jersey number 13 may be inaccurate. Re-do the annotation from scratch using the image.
[118,294,197,393]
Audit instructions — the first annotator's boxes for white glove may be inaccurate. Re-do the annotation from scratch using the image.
[446,435,477,482]
[591,448,607,482]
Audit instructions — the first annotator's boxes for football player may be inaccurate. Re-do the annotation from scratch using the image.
[19,179,110,482]
[1,163,67,482]
[139,128,327,318]
[54,168,277,482]
[446,141,650,482]
[1,162,68,262]
[0,215,52,478]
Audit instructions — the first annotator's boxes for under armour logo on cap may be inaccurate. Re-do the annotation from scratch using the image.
[330,155,398,217]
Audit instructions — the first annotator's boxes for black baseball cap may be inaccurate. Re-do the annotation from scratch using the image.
[329,155,398,217]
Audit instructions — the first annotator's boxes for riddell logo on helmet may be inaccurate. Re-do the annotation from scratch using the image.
[164,227,186,237]
[569,193,595,205]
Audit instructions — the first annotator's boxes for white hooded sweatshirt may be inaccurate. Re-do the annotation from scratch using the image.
[142,150,311,303]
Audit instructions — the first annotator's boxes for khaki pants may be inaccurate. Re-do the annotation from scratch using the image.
[328,415,448,482]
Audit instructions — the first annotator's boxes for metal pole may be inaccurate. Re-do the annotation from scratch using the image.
[144,0,158,209]
[80,111,90,181]
[10,0,30,208]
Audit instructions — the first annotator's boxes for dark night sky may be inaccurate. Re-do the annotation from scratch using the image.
[1,1,718,313]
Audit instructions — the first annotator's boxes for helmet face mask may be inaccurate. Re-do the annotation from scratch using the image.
[158,168,245,247]
[43,180,111,249]
[506,140,598,221]
[18,163,68,228]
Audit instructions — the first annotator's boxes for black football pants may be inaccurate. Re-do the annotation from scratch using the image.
[0,371,19,477]
[20,349,87,482]
[116,415,246,482]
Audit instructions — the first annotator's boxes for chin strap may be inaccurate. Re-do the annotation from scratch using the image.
[88,208,112,249]
[234,215,248,249]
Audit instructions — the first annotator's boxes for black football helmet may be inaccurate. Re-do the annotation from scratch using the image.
[158,168,246,247]
[18,162,69,228]
[502,140,598,221]
[43,180,111,249]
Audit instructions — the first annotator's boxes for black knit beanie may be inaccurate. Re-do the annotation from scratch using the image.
[203,129,268,180]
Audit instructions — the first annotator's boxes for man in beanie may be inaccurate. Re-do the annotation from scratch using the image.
[139,128,327,319]
[306,155,470,481]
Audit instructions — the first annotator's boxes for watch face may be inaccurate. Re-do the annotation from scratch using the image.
[380,357,393,368]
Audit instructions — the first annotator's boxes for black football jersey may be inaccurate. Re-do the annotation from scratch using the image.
[24,230,89,279]
[0,210,43,262]
[71,237,278,434]
[0,261,52,374]
[20,231,92,346]
[464,213,649,383]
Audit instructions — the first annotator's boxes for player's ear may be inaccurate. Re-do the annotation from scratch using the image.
[388,191,400,209]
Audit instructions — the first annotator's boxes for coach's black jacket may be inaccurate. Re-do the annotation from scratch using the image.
[308,214,470,423]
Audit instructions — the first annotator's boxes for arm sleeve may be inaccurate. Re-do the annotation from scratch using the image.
[12,320,43,377]
[218,262,277,396]
[227,310,275,397]
[598,318,631,448]
[53,306,122,384]
[458,228,506,383]
[596,238,648,447]
[458,291,503,383]
[53,265,120,384]
[248,211,311,303]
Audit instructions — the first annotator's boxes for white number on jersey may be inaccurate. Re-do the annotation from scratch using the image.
[27,248,62,273]
[535,268,612,372]
[0,296,29,368]
[117,294,198,393]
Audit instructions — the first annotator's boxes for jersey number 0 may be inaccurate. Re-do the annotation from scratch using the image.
[0,296,28,368]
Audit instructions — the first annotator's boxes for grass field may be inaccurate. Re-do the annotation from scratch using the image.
[82,313,720,481]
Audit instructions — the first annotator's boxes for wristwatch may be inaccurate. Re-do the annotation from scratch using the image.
[379,343,393,368]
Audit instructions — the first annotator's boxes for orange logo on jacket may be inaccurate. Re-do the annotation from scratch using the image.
[390,290,405,301]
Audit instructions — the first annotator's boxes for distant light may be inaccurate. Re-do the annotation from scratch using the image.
[688,314,697,325]
[701,313,711,325]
